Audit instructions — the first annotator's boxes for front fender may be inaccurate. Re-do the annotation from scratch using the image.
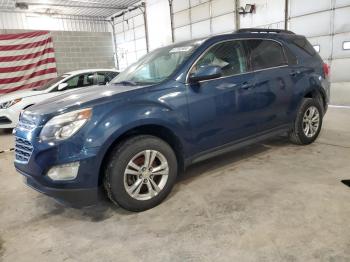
[82,98,191,169]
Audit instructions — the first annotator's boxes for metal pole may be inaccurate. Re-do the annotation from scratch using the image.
[284,0,289,30]
[168,0,175,43]
[110,19,119,70]
[140,2,150,53]
[235,0,240,30]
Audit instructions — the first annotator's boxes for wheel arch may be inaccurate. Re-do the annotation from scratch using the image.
[98,124,185,185]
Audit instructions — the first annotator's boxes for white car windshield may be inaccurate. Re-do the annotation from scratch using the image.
[33,75,70,91]
[111,42,202,86]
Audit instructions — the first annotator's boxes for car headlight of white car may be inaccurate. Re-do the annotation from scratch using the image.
[0,98,22,109]
[40,108,92,141]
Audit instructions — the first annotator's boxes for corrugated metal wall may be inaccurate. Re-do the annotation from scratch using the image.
[0,12,109,32]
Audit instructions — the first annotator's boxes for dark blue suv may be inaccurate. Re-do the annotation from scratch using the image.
[14,29,330,211]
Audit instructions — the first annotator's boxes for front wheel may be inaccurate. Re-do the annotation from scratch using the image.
[104,135,178,212]
[289,98,323,145]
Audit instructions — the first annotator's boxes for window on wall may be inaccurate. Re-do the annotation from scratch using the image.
[245,40,287,70]
[313,45,320,53]
[192,40,248,77]
[343,41,350,50]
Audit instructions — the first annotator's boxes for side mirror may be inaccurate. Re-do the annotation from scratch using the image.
[57,83,68,91]
[189,65,222,83]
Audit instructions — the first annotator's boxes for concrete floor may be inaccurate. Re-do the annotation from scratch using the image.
[0,107,350,262]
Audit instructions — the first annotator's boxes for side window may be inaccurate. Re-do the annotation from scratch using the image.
[284,46,298,65]
[191,40,248,77]
[65,73,94,89]
[96,72,108,85]
[292,37,316,56]
[246,40,287,70]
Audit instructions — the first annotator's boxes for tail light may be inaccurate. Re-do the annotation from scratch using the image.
[323,63,330,78]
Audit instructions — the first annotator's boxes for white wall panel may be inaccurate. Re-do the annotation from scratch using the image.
[290,0,331,17]
[211,0,235,16]
[331,58,350,82]
[307,35,332,60]
[190,0,209,6]
[332,32,350,59]
[289,11,331,37]
[240,0,284,28]
[190,2,210,23]
[335,0,350,7]
[174,10,190,27]
[173,0,190,12]
[334,6,350,33]
[212,13,235,34]
[174,25,191,41]
[191,20,211,38]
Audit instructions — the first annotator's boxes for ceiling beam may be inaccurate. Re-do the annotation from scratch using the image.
[14,2,128,10]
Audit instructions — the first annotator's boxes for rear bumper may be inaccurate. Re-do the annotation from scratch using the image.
[17,168,104,208]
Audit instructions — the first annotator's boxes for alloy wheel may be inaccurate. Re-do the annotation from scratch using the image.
[302,106,320,138]
[123,150,169,201]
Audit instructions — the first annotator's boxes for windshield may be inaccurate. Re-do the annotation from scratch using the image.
[111,43,201,85]
[33,75,70,91]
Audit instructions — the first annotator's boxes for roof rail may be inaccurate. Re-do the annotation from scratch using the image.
[235,28,295,34]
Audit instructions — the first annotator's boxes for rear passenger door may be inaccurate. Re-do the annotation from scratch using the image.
[245,39,294,132]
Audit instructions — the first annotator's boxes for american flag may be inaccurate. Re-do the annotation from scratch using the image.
[0,31,57,94]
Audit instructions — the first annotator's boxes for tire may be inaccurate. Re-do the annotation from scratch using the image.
[104,135,178,212]
[289,98,323,145]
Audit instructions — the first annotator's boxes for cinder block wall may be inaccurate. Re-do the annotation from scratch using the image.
[51,31,115,74]
[0,29,115,74]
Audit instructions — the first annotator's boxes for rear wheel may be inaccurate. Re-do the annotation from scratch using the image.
[289,98,323,145]
[104,135,178,212]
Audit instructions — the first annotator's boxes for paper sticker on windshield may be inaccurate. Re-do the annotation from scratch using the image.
[170,46,193,53]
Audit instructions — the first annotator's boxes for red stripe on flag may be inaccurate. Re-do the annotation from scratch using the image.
[0,31,50,41]
[0,57,56,73]
[0,78,54,94]
[0,48,55,62]
[0,68,57,84]
[0,37,53,51]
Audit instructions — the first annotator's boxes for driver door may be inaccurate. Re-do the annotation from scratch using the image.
[186,40,257,153]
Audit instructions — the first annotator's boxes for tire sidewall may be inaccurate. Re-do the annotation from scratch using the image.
[106,136,178,211]
[295,99,323,144]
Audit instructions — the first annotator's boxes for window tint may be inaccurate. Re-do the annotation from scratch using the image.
[192,40,248,77]
[292,37,316,56]
[284,46,298,65]
[246,40,287,70]
[65,73,94,89]
[96,73,109,85]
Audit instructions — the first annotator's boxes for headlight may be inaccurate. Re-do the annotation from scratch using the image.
[0,98,22,109]
[40,108,92,141]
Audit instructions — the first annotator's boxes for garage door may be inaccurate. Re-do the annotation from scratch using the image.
[172,0,236,42]
[113,9,148,70]
[289,0,350,82]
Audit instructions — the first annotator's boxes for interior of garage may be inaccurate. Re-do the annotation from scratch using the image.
[0,0,350,261]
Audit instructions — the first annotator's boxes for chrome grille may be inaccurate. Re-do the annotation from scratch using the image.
[17,118,36,131]
[15,137,33,163]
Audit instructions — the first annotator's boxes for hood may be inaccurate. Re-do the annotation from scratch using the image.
[27,84,147,115]
[0,89,47,103]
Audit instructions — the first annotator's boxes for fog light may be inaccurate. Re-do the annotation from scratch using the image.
[47,162,80,181]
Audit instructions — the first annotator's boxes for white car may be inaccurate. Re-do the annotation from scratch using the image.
[0,69,119,129]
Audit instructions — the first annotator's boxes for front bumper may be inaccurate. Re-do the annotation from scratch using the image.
[18,168,103,207]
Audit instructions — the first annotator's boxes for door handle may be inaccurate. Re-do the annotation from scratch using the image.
[290,70,301,77]
[240,82,254,90]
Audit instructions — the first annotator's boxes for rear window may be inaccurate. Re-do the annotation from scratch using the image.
[292,37,316,56]
[245,39,287,71]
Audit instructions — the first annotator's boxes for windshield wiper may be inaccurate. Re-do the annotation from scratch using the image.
[112,80,137,86]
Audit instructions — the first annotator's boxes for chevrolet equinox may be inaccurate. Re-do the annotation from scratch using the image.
[14,28,330,211]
